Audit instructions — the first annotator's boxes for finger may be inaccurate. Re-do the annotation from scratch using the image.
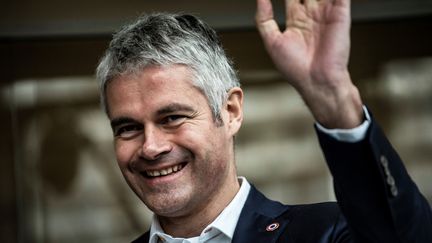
[285,0,307,28]
[321,0,350,12]
[285,0,303,15]
[304,0,319,9]
[333,0,350,8]
[256,0,281,40]
[256,0,274,22]
[289,0,319,13]
[334,0,351,18]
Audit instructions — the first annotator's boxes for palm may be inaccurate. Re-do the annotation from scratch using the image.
[256,0,363,129]
[257,0,351,90]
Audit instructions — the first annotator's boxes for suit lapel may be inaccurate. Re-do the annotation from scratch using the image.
[135,186,291,243]
[232,185,291,243]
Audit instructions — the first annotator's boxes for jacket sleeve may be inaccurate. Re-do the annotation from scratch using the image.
[315,114,432,243]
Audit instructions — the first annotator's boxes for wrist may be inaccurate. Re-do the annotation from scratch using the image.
[300,74,364,129]
[313,85,363,129]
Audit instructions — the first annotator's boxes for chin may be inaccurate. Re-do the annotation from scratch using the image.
[142,192,195,218]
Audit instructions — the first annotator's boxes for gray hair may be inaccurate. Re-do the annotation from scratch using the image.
[96,13,240,121]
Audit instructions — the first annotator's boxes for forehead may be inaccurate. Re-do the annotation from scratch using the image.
[106,65,205,117]
[126,64,193,89]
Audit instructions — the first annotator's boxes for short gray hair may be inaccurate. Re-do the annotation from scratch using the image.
[96,13,240,121]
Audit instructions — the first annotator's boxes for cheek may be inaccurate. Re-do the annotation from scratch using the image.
[176,128,212,154]
[172,122,232,168]
[185,126,230,165]
[115,140,138,168]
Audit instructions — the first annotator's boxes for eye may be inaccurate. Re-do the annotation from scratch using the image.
[114,124,143,138]
[161,115,187,126]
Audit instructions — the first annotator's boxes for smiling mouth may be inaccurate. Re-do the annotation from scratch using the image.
[143,163,187,178]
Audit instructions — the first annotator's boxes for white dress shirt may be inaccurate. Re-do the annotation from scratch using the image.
[148,107,371,243]
[315,106,371,143]
[149,177,251,243]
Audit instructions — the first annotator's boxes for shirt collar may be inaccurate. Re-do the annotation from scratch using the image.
[149,177,251,243]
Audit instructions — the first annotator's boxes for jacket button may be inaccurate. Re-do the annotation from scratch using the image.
[380,155,388,167]
[386,175,395,187]
[390,185,399,197]
[379,155,398,197]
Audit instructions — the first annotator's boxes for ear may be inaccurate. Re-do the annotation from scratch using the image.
[225,87,244,136]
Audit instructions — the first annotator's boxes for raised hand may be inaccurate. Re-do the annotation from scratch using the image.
[256,0,363,129]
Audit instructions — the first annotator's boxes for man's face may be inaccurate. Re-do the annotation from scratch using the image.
[106,64,242,218]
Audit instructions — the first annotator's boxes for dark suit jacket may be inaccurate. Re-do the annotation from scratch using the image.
[132,117,432,242]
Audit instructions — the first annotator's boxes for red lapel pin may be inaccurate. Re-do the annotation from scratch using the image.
[266,222,280,232]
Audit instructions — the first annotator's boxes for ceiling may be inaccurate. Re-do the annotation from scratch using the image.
[1,0,432,38]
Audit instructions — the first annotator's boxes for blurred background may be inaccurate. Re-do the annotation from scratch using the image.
[1,0,432,242]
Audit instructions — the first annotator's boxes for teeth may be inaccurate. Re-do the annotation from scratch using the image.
[146,164,183,178]
[147,171,160,177]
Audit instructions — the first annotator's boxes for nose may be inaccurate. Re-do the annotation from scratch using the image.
[139,126,172,161]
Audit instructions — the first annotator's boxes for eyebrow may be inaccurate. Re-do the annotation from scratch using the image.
[110,117,139,130]
[110,103,196,129]
[156,103,196,116]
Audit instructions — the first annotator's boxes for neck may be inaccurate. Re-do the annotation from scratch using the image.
[158,175,240,238]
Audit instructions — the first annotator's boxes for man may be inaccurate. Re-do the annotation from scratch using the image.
[96,0,432,242]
